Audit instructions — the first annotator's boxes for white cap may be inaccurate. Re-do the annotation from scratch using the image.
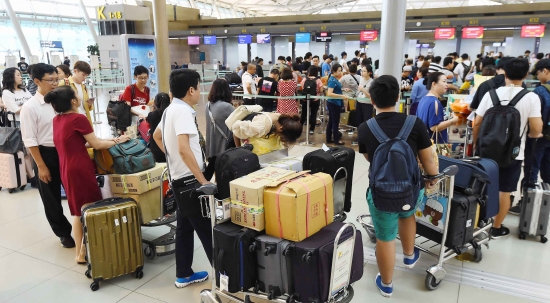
[403,66,413,72]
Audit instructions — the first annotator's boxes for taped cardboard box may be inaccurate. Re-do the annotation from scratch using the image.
[230,200,265,231]
[110,163,166,194]
[230,167,295,207]
[260,156,303,172]
[117,187,161,224]
[264,172,334,242]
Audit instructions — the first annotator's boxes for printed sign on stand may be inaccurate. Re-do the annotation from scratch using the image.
[330,237,354,296]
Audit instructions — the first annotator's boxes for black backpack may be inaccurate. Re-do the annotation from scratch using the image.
[302,78,318,97]
[461,62,471,82]
[477,88,529,168]
[214,145,261,199]
[225,72,242,85]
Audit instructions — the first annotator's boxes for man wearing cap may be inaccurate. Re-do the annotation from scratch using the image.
[401,66,413,92]
[322,54,334,77]
[510,58,550,215]
[340,52,349,73]
[18,57,29,75]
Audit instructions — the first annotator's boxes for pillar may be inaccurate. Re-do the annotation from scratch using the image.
[78,0,98,44]
[152,0,170,93]
[379,0,407,84]
[2,0,32,59]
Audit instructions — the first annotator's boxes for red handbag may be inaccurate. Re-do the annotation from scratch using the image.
[138,118,151,143]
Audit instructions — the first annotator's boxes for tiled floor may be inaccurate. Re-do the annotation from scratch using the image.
[1,92,549,303]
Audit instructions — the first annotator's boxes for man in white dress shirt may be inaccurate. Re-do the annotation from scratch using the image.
[20,63,75,248]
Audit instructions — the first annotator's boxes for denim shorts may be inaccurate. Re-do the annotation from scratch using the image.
[367,188,425,242]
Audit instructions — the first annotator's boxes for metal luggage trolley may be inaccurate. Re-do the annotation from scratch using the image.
[357,165,492,290]
[197,183,356,303]
[141,168,177,259]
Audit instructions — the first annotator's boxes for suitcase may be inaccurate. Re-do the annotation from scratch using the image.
[519,182,550,243]
[213,221,259,293]
[215,146,261,199]
[417,193,478,251]
[250,235,294,299]
[81,197,144,291]
[438,156,499,221]
[290,222,364,303]
[0,151,27,193]
[302,147,355,217]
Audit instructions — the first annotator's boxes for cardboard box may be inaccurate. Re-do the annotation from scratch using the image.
[264,172,334,242]
[110,163,167,194]
[261,157,303,172]
[230,200,265,231]
[118,187,161,224]
[230,167,295,207]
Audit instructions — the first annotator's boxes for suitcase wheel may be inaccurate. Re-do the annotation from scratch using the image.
[425,273,441,290]
[144,245,156,260]
[135,269,144,279]
[519,232,526,240]
[90,282,99,291]
[85,270,91,279]
[541,236,548,244]
[473,247,482,262]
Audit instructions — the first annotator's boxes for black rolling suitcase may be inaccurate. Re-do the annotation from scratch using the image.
[213,221,259,293]
[417,192,478,252]
[250,235,294,300]
[290,222,363,303]
[303,147,355,220]
[215,145,261,199]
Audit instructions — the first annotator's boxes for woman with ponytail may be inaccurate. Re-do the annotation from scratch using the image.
[409,67,430,115]
[147,92,171,162]
[44,86,129,264]
[416,72,459,143]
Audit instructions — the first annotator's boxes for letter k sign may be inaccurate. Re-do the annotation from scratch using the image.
[97,6,106,20]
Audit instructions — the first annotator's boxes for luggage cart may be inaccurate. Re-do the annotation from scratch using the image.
[141,168,177,259]
[197,184,356,303]
[357,165,492,291]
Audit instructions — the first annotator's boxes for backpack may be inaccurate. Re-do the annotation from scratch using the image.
[367,116,421,212]
[108,139,156,174]
[215,145,260,199]
[541,84,550,141]
[477,89,529,168]
[461,62,471,82]
[225,72,242,85]
[302,77,318,97]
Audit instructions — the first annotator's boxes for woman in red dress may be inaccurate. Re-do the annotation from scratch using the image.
[44,86,129,264]
[277,68,299,116]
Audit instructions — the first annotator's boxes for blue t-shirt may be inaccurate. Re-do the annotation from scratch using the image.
[322,62,331,77]
[416,95,447,142]
[533,82,550,127]
[410,78,429,104]
[327,76,343,106]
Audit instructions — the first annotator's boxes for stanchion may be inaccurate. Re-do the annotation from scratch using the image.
[300,94,315,146]
[318,98,326,134]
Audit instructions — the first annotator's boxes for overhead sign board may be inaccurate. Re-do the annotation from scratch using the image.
[521,24,545,38]
[434,28,456,40]
[238,34,252,44]
[40,41,63,48]
[315,32,332,42]
[360,30,378,41]
[462,27,484,39]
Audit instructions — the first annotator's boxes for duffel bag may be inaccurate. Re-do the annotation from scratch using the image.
[108,139,155,174]
[0,112,23,154]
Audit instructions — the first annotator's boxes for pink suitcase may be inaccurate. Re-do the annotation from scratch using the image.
[0,151,27,193]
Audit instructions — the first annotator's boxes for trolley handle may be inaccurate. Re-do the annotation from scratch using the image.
[423,165,458,180]
[196,184,218,196]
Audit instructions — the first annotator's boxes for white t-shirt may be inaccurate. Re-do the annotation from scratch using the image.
[2,89,32,121]
[339,59,348,71]
[242,72,257,99]
[158,98,204,180]
[476,86,542,160]
[74,84,87,115]
[357,78,373,103]
[416,60,424,68]
[453,60,471,87]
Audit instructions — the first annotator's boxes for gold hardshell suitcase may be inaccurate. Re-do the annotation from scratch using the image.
[82,197,144,291]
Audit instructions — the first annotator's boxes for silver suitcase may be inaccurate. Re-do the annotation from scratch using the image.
[519,182,550,243]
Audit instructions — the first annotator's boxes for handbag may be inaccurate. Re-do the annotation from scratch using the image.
[137,119,151,144]
[432,99,452,157]
[0,112,23,154]
[107,101,132,131]
[108,139,156,174]
[94,149,114,174]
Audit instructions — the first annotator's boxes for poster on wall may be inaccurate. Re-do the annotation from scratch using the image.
[121,35,159,99]
[434,28,456,40]
[521,25,545,38]
[462,27,484,39]
[360,30,378,42]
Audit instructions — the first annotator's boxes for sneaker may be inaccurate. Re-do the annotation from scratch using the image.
[375,273,393,298]
[175,271,209,288]
[309,130,314,135]
[403,247,420,269]
[509,200,522,216]
[351,141,358,146]
[490,225,510,239]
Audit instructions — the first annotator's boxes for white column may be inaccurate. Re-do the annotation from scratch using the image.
[78,0,98,44]
[379,0,406,83]
[1,0,32,59]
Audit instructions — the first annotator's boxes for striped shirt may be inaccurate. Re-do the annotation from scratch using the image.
[429,63,443,73]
